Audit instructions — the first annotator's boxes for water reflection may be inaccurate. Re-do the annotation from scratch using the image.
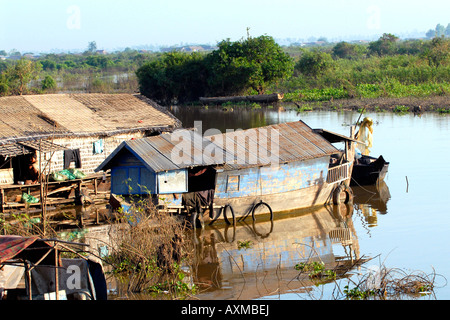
[187,204,360,299]
[53,178,391,300]
[352,181,391,227]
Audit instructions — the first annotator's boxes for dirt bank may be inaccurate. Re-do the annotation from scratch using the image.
[287,96,450,112]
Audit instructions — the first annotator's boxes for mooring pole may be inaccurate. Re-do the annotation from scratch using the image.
[54,245,59,300]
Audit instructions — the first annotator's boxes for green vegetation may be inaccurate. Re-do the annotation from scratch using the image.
[0,27,449,113]
[135,32,450,106]
[294,261,336,280]
[136,51,208,104]
[105,195,196,298]
[279,35,450,105]
[237,240,253,250]
[205,35,294,96]
[0,46,154,96]
[344,285,378,299]
[136,35,293,104]
[393,105,410,114]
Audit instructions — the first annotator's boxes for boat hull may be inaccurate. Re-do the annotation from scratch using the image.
[351,155,389,186]
[212,182,339,220]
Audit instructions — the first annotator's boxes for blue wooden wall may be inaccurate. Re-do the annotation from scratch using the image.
[111,166,156,195]
[110,148,157,195]
[214,156,330,199]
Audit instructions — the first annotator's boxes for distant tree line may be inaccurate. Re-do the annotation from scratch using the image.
[0,29,449,104]
[0,42,156,96]
[281,33,450,103]
[136,33,450,104]
[425,23,450,38]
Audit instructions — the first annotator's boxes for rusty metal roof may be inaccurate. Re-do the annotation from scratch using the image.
[96,130,227,173]
[0,93,181,146]
[96,121,341,173]
[212,120,339,170]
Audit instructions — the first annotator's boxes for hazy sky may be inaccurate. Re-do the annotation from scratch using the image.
[1,0,449,52]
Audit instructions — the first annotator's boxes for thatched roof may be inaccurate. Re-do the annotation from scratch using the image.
[0,93,181,147]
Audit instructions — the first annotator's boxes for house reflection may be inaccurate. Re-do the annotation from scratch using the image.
[190,204,362,299]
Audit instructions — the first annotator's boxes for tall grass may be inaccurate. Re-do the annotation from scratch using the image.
[276,54,450,103]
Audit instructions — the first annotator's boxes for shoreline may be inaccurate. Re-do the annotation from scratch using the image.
[288,95,449,113]
[189,96,449,113]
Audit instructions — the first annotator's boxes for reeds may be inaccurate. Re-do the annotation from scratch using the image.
[105,197,195,297]
[334,259,446,300]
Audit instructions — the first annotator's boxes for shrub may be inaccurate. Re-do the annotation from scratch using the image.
[106,197,195,297]
[295,50,334,77]
[41,75,57,91]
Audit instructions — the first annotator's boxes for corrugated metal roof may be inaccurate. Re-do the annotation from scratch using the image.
[96,121,342,173]
[127,136,178,172]
[96,130,226,173]
[213,120,340,170]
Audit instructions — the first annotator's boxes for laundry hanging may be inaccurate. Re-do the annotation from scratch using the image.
[64,148,82,169]
[93,139,104,154]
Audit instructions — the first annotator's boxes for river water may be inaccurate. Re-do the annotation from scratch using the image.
[165,104,450,300]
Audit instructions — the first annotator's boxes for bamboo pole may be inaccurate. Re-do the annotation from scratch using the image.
[54,245,59,300]
[25,261,32,300]
[39,140,46,236]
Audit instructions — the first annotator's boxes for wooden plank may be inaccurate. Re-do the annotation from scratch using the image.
[0,189,4,213]
[0,168,14,185]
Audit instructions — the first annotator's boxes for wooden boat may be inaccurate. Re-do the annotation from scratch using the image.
[351,155,389,186]
[199,93,283,104]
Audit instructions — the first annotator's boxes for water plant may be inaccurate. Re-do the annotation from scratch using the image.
[437,107,450,114]
[393,105,410,113]
[339,264,443,300]
[294,261,336,280]
[343,285,378,299]
[237,240,253,250]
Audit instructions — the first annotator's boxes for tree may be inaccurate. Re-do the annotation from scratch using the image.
[0,73,9,96]
[136,51,208,104]
[86,55,113,69]
[9,49,21,57]
[7,58,42,95]
[426,29,436,39]
[295,49,334,77]
[41,59,57,71]
[41,75,57,91]
[368,33,399,56]
[136,34,294,103]
[435,24,446,37]
[424,36,450,67]
[332,42,358,59]
[446,23,450,37]
[87,41,97,54]
[205,35,294,95]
